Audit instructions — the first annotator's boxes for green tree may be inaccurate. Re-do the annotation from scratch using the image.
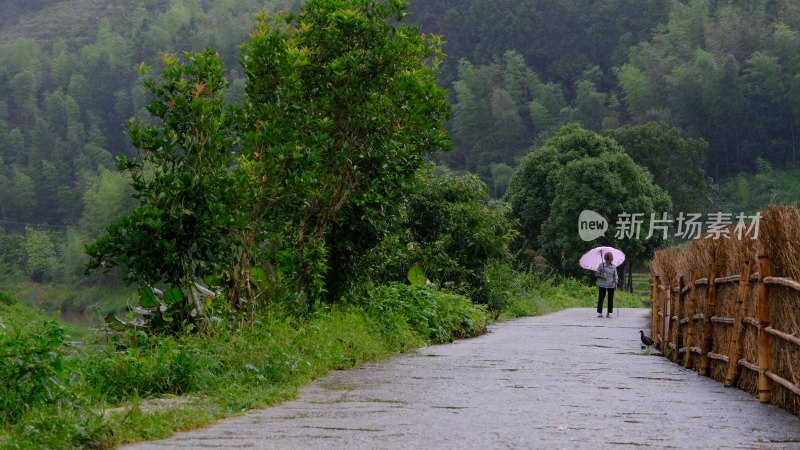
[10,170,36,223]
[539,150,671,277]
[87,0,450,322]
[22,227,58,282]
[490,163,514,198]
[86,49,243,329]
[60,227,88,283]
[614,63,655,122]
[80,166,134,239]
[505,123,671,275]
[505,123,615,251]
[240,0,451,302]
[602,122,714,215]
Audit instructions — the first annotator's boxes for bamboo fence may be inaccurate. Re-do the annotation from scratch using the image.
[649,205,800,416]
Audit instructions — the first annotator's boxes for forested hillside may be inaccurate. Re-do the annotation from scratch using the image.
[1,0,798,285]
[0,0,297,229]
[409,0,800,187]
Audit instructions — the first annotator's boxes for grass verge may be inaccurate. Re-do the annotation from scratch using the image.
[1,272,645,449]
[0,284,483,449]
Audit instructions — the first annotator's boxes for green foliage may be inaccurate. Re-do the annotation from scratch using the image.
[22,226,58,282]
[445,51,568,182]
[0,307,71,424]
[406,263,426,287]
[0,282,488,447]
[717,162,800,212]
[363,164,516,307]
[506,123,671,276]
[363,283,487,343]
[240,0,451,302]
[85,48,245,327]
[82,336,219,403]
[484,265,644,320]
[602,122,715,215]
[0,292,16,306]
[82,0,451,317]
[80,166,135,239]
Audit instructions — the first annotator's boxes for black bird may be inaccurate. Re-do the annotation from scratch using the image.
[640,330,654,348]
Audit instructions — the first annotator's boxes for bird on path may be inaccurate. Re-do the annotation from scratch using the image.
[640,330,654,349]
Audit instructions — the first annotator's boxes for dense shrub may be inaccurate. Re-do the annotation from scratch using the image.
[0,309,71,423]
[364,283,487,343]
[360,164,517,309]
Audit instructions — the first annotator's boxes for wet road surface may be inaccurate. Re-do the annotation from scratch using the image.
[125,308,800,449]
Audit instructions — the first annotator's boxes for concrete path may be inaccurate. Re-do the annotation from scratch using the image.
[125,308,800,449]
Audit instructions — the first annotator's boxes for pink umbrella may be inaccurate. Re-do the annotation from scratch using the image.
[579,246,625,270]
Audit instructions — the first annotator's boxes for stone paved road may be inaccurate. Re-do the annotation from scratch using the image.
[125,308,800,449]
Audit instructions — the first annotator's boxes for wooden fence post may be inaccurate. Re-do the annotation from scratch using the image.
[700,267,717,377]
[757,255,773,403]
[675,276,685,363]
[724,261,751,387]
[652,276,660,346]
[683,272,696,369]
[663,280,671,354]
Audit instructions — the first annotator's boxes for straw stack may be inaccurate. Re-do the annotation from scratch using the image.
[648,204,800,415]
[758,206,800,415]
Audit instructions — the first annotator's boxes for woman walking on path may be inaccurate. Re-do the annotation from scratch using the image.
[596,252,618,317]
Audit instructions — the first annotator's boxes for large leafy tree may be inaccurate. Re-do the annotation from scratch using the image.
[505,123,619,251]
[239,0,451,302]
[506,123,671,276]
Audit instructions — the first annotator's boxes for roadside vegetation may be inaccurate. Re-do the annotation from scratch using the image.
[0,271,642,449]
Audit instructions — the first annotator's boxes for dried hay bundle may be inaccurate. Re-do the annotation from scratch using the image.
[669,286,679,324]
[770,288,800,346]
[724,234,758,278]
[712,322,733,355]
[710,320,733,384]
[742,323,759,366]
[773,387,800,416]
[651,248,678,287]
[691,354,702,374]
[710,358,727,383]
[770,288,800,415]
[738,367,758,397]
[648,204,800,415]
[669,316,680,347]
[676,239,716,280]
[692,285,708,332]
[759,205,800,279]
[759,205,800,415]
[714,283,738,322]
[743,278,759,320]
[740,314,760,397]
[690,287,706,350]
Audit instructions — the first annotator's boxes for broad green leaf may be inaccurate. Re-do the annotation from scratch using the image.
[139,288,159,308]
[104,313,128,331]
[164,287,183,305]
[250,266,269,290]
[407,263,426,286]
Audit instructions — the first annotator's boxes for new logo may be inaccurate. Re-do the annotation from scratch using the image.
[578,210,608,241]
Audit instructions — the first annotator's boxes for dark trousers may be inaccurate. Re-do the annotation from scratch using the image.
[597,287,614,314]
